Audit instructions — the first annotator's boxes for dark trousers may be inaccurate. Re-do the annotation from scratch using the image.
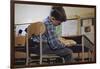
[30,44,73,63]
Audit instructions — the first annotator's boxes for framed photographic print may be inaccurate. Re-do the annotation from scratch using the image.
[11,0,96,68]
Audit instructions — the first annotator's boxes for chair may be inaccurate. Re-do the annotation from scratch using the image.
[15,36,26,65]
[61,35,94,62]
[26,22,64,65]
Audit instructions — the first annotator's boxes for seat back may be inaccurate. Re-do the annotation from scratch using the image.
[15,36,26,47]
[27,22,46,38]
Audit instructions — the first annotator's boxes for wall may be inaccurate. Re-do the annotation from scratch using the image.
[15,4,95,24]
[15,4,95,37]
[62,20,78,36]
[15,4,51,24]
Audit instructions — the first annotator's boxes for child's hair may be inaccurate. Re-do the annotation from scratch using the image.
[50,6,67,22]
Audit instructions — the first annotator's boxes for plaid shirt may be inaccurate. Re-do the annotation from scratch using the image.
[32,17,65,50]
